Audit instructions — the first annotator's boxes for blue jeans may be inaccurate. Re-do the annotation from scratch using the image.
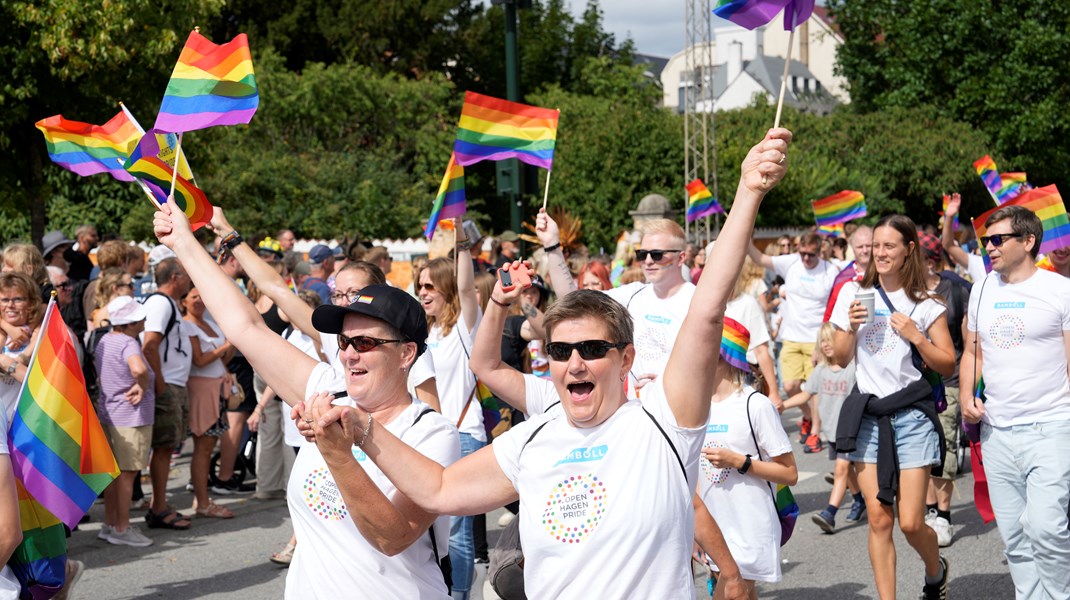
[982,420,1070,600]
[450,433,485,598]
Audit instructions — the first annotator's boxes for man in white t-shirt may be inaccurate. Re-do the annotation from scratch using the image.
[303,129,792,600]
[538,216,695,397]
[961,206,1070,600]
[140,257,193,529]
[153,203,462,598]
[748,233,838,447]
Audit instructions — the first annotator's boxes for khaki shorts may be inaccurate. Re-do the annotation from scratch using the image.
[152,384,189,449]
[933,386,961,479]
[780,340,816,383]
[104,424,152,471]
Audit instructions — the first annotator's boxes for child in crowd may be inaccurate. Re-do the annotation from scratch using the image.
[783,322,866,533]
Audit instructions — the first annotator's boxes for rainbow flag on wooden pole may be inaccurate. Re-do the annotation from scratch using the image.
[812,190,866,227]
[972,184,1070,272]
[8,298,118,596]
[685,178,723,222]
[424,154,466,240]
[123,131,213,230]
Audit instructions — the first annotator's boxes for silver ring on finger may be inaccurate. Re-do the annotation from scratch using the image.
[778,153,786,165]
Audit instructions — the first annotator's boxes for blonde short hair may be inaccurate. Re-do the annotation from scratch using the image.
[639,219,686,246]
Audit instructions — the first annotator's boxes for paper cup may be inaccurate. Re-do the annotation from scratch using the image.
[856,290,875,324]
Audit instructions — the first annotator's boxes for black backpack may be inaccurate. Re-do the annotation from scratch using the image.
[82,322,112,401]
[143,292,185,361]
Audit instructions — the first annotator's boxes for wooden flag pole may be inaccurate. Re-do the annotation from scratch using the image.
[763,27,795,185]
[168,133,183,201]
[542,169,552,211]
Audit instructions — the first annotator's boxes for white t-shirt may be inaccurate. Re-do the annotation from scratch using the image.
[967,253,988,284]
[830,282,946,398]
[142,294,192,386]
[604,282,696,394]
[523,373,563,417]
[286,363,460,600]
[726,294,771,364]
[283,328,322,448]
[187,320,227,379]
[772,255,838,343]
[0,409,18,599]
[319,331,342,373]
[492,381,704,599]
[967,269,1070,426]
[424,316,484,441]
[698,386,792,582]
[0,342,28,421]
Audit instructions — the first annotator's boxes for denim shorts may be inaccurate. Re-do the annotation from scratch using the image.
[847,408,940,469]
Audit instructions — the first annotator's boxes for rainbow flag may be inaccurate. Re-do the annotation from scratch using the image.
[10,479,67,598]
[1037,256,1056,272]
[812,190,866,227]
[34,112,140,182]
[424,154,466,240]
[996,172,1029,204]
[714,0,814,30]
[719,317,750,372]
[124,130,213,230]
[974,155,1002,204]
[685,178,723,222]
[453,91,559,170]
[817,223,844,237]
[973,184,1070,272]
[940,194,959,231]
[154,30,259,133]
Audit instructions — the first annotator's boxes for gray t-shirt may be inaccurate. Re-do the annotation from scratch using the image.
[802,362,856,442]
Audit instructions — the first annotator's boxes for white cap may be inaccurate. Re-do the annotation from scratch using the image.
[106,296,147,325]
[148,245,176,266]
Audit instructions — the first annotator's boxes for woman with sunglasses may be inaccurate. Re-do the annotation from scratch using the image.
[153,206,460,599]
[830,214,955,600]
[413,244,483,599]
[0,273,43,420]
[299,129,792,599]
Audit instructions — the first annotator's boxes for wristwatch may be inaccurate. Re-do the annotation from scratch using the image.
[5,361,15,376]
[738,454,753,475]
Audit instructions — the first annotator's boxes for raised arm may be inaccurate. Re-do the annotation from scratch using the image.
[535,209,578,296]
[664,128,792,428]
[455,221,480,332]
[941,193,970,269]
[747,240,775,270]
[153,203,316,406]
[207,208,318,341]
[470,265,534,413]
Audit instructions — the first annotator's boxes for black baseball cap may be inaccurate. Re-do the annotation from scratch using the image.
[311,284,428,356]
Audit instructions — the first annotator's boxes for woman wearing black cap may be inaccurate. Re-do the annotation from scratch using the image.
[153,206,460,599]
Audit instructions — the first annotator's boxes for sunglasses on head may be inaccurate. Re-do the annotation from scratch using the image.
[337,334,405,353]
[635,249,681,262]
[980,233,1023,248]
[545,340,628,361]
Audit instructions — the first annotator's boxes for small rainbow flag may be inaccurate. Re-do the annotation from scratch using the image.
[453,91,559,171]
[124,131,213,230]
[424,153,466,240]
[973,155,1004,204]
[817,223,844,237]
[685,178,723,222]
[940,194,959,231]
[812,190,866,227]
[154,30,259,133]
[973,184,1070,272]
[35,112,140,182]
[714,0,814,30]
[996,172,1029,204]
[1036,256,1056,272]
[720,317,751,373]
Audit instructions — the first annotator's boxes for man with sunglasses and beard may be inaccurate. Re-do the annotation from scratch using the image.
[298,129,792,599]
[961,206,1070,600]
[152,208,461,599]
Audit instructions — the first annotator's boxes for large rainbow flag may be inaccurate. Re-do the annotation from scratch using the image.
[8,301,118,596]
[812,190,866,227]
[685,178,723,222]
[453,92,559,171]
[154,30,259,133]
[34,112,140,182]
[973,184,1070,271]
[714,0,814,30]
[123,131,213,230]
[424,154,466,240]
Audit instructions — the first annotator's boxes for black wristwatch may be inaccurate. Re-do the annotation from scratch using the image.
[738,454,753,475]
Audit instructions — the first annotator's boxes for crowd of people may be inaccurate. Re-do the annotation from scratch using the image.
[0,126,1065,600]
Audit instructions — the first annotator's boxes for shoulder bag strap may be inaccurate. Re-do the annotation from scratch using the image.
[744,391,778,505]
[456,385,477,429]
[640,407,687,482]
[875,284,926,370]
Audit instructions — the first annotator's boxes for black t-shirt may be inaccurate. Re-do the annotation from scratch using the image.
[500,315,528,372]
[934,271,971,387]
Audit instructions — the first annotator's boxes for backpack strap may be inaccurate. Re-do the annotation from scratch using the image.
[875,284,927,372]
[640,407,687,482]
[543,400,561,414]
[744,390,779,506]
[146,292,185,361]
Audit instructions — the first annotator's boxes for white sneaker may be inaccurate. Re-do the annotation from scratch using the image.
[97,524,113,541]
[924,508,938,527]
[106,525,154,547]
[932,517,954,547]
[498,511,516,527]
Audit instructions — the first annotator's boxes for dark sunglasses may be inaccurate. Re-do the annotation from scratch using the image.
[635,249,682,262]
[545,340,628,362]
[980,233,1023,248]
[798,251,818,259]
[55,281,72,290]
[417,283,436,293]
[337,334,405,353]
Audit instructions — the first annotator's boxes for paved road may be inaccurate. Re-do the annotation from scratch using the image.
[71,415,1015,599]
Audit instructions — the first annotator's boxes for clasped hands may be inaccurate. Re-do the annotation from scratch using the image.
[292,391,368,461]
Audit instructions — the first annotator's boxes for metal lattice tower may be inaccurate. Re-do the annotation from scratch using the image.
[683,0,718,243]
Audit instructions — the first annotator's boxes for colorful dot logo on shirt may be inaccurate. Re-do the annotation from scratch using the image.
[541,474,608,544]
[701,440,732,485]
[862,320,899,357]
[303,468,349,521]
[988,314,1026,350]
[635,326,669,365]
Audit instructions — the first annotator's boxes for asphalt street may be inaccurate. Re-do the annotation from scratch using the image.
[70,415,1015,599]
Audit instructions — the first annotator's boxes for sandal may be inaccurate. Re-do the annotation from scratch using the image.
[270,542,296,566]
[145,507,192,530]
[195,501,234,519]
